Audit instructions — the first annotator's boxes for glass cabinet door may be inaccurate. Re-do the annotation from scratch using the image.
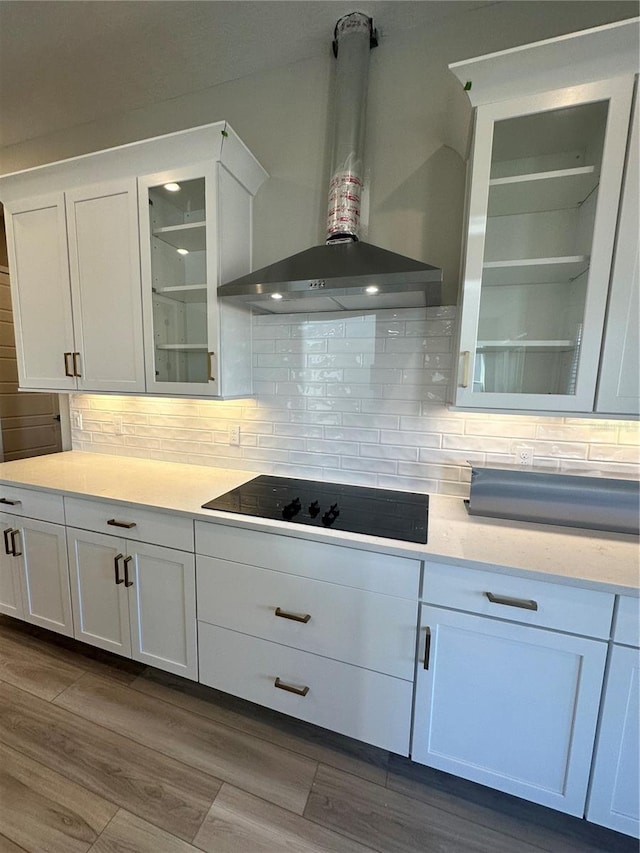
[139,167,219,394]
[456,78,634,411]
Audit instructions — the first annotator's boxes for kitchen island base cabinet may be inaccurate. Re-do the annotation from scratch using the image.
[198,621,413,756]
[412,605,608,816]
[67,528,197,680]
[0,515,73,637]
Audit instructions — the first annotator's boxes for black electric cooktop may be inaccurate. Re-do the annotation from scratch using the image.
[202,475,429,543]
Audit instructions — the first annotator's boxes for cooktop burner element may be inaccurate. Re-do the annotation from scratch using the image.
[202,475,429,543]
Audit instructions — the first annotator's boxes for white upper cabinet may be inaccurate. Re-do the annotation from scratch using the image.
[596,86,640,415]
[0,122,267,398]
[4,180,145,393]
[139,160,256,397]
[4,193,77,390]
[65,180,146,393]
[450,19,639,414]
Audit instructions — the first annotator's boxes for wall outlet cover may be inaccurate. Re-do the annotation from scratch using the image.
[514,445,534,466]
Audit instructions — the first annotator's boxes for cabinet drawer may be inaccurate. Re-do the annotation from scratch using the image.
[423,562,614,639]
[0,485,64,524]
[614,596,640,647]
[197,556,417,679]
[64,497,193,551]
[198,621,412,755]
[195,522,420,599]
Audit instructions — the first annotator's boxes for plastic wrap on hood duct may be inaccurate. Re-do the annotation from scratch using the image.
[326,12,371,241]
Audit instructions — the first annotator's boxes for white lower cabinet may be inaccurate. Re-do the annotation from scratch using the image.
[587,597,640,838]
[413,562,616,817]
[412,605,607,815]
[0,513,73,637]
[198,622,413,755]
[0,478,637,834]
[66,527,197,679]
[197,555,418,680]
[195,521,420,754]
[0,520,22,619]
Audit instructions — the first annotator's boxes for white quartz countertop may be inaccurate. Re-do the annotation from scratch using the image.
[0,451,638,595]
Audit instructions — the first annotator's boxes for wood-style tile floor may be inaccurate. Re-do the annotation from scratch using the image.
[0,616,637,853]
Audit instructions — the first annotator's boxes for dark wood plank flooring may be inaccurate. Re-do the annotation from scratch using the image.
[0,615,637,853]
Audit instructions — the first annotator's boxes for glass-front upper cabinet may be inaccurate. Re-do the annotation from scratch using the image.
[139,152,265,398]
[455,77,634,411]
[143,170,212,391]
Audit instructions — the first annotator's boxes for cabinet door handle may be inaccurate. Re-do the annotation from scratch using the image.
[64,352,74,377]
[123,555,134,588]
[274,677,309,697]
[72,352,82,377]
[459,350,471,388]
[485,591,538,611]
[207,351,216,383]
[275,606,311,624]
[3,528,13,555]
[107,519,137,529]
[423,626,431,670]
[9,529,21,557]
[114,553,124,584]
[0,498,21,506]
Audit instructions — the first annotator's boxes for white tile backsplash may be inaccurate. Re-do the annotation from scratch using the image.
[70,307,640,496]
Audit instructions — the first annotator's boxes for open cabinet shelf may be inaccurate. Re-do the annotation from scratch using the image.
[482,256,589,286]
[477,340,575,351]
[155,343,208,351]
[488,166,598,216]
[153,284,208,303]
[153,222,206,252]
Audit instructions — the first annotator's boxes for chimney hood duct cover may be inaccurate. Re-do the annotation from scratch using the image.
[218,12,442,314]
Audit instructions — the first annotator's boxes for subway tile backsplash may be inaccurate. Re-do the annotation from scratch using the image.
[70,307,640,496]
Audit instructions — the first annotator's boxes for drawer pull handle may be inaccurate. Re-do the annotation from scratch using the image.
[3,528,13,555]
[485,592,538,611]
[423,626,431,670]
[274,677,309,697]
[0,498,21,506]
[207,351,216,383]
[72,352,82,378]
[64,352,74,377]
[114,553,124,585]
[107,519,137,529]
[275,607,311,624]
[123,555,134,588]
[9,529,21,557]
[459,350,471,388]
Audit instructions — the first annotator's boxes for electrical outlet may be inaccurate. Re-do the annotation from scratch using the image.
[72,411,83,430]
[515,445,534,466]
[229,424,241,446]
[113,415,123,435]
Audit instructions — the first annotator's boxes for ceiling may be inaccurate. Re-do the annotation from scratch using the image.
[0,0,494,150]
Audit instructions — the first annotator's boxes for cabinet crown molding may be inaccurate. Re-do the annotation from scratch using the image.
[449,17,640,106]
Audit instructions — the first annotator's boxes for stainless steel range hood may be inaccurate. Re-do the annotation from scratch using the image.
[218,240,442,314]
[218,12,442,315]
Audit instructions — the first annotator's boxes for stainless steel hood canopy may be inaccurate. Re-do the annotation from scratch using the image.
[218,12,442,315]
[218,240,442,314]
